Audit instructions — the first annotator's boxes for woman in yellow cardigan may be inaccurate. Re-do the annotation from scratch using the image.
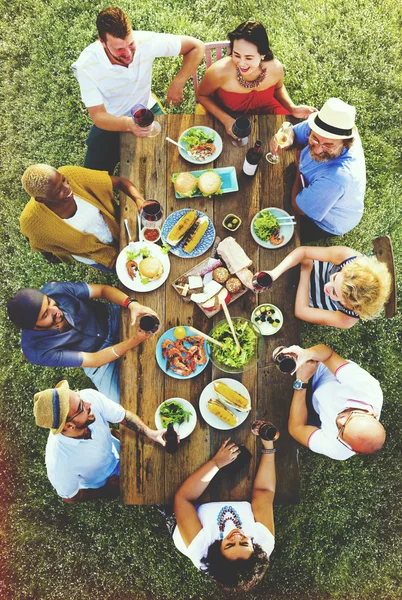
[20,164,145,270]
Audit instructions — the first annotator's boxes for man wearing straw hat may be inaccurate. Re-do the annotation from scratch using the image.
[270,97,366,242]
[7,282,158,403]
[33,380,166,503]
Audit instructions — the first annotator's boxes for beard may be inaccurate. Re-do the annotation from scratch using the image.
[308,146,332,162]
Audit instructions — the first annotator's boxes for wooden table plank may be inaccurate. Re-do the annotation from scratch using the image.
[119,115,300,505]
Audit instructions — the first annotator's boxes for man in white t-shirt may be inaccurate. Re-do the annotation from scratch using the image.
[283,344,385,460]
[33,380,166,503]
[72,6,204,173]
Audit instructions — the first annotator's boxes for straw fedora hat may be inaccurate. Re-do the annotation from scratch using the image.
[33,380,70,435]
[308,98,356,139]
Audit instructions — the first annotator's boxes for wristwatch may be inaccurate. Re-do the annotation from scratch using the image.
[293,379,308,390]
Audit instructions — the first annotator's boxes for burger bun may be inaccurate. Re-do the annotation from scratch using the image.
[198,171,222,196]
[173,172,198,197]
[139,257,164,280]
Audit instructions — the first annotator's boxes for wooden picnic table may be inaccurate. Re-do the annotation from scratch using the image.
[119,114,300,505]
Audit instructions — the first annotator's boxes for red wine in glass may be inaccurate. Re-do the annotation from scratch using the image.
[130,104,161,137]
[252,271,273,292]
[139,315,160,334]
[140,200,163,229]
[272,346,297,374]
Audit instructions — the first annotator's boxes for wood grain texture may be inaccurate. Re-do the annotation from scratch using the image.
[120,115,300,505]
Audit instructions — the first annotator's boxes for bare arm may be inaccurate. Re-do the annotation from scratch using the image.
[166,36,205,106]
[288,360,320,446]
[110,175,145,210]
[294,260,358,328]
[196,60,238,138]
[120,410,165,446]
[87,105,152,137]
[270,246,357,282]
[63,475,120,504]
[284,344,350,375]
[251,439,276,535]
[273,66,316,119]
[174,439,239,546]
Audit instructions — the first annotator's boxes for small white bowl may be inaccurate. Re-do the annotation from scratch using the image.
[251,304,283,336]
[140,227,161,243]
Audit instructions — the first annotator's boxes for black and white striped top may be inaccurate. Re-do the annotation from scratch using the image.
[309,257,360,319]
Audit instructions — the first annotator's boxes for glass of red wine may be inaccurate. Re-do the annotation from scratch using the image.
[140,199,164,230]
[130,104,161,137]
[252,271,273,292]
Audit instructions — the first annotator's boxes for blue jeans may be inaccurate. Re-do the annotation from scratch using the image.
[84,304,121,403]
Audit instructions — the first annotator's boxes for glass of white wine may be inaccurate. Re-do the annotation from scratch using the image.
[266,121,294,165]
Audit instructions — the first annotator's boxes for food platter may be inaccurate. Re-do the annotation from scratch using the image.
[161,208,215,258]
[155,327,209,379]
[251,207,295,249]
[154,398,197,439]
[199,378,251,430]
[172,167,238,199]
[115,241,170,292]
[178,126,223,165]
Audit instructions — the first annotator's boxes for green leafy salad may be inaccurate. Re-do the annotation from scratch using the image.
[210,320,258,368]
[253,210,280,241]
[159,401,192,428]
[181,128,215,149]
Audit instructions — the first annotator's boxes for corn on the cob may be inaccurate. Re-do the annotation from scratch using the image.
[213,382,250,412]
[166,210,198,246]
[183,216,209,253]
[207,398,238,426]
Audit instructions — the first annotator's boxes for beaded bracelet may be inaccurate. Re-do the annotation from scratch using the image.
[261,448,276,454]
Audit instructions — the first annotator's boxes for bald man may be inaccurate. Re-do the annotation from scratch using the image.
[283,344,385,460]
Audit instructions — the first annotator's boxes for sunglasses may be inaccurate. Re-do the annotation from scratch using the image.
[336,409,377,452]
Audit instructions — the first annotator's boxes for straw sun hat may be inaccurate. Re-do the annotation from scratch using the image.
[33,380,70,435]
[308,97,356,140]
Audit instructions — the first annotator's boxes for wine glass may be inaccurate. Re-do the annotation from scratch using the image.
[231,116,251,147]
[266,121,294,164]
[130,104,161,138]
[252,271,273,292]
[140,199,164,230]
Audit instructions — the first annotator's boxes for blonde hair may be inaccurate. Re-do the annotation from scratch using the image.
[22,164,56,197]
[340,256,392,319]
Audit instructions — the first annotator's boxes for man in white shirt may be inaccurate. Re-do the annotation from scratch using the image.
[282,344,385,460]
[72,6,204,173]
[34,380,166,503]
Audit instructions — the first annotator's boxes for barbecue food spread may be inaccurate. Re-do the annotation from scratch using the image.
[166,210,198,246]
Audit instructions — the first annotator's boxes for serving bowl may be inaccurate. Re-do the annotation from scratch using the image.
[207,317,264,374]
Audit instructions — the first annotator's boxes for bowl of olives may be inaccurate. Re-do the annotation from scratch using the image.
[251,304,283,336]
[222,213,242,232]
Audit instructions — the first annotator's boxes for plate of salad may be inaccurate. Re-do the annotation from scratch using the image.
[116,241,170,292]
[155,398,197,439]
[178,126,223,165]
[251,207,294,249]
[208,317,264,373]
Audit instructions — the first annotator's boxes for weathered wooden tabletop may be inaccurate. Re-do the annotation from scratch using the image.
[119,114,300,505]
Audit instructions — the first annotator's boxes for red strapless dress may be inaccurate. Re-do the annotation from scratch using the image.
[215,85,289,115]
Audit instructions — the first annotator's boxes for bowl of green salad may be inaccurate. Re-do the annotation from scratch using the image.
[251,207,294,249]
[208,317,264,373]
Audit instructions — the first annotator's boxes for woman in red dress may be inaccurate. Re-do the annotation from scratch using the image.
[197,21,316,140]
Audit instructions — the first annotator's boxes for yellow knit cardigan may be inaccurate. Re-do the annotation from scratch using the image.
[20,166,120,268]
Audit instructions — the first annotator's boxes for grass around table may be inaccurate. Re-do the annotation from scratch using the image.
[0,1,401,599]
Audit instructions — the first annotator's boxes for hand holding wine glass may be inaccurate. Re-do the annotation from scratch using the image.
[130,104,161,138]
[266,122,294,164]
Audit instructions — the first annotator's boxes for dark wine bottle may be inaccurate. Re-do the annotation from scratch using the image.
[242,140,263,178]
[164,423,179,454]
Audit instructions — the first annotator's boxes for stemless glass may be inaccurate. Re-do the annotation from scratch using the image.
[231,117,251,147]
[266,121,294,164]
[252,271,273,292]
[140,200,164,229]
[130,104,161,138]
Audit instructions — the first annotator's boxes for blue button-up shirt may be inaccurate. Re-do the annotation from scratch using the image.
[21,281,111,368]
[293,120,366,235]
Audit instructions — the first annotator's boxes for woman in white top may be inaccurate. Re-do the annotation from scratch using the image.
[173,435,276,590]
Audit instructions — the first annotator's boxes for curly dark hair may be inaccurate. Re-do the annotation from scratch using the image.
[228,20,274,61]
[200,539,269,590]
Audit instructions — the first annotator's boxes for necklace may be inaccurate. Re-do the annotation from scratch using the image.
[236,65,267,89]
[217,505,243,539]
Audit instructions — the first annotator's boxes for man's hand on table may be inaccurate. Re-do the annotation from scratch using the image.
[128,302,159,327]
[146,428,167,447]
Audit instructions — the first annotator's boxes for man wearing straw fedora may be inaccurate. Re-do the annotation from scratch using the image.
[270,98,366,243]
[33,380,166,503]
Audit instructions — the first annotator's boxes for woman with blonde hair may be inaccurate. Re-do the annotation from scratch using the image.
[266,246,392,328]
[196,20,316,139]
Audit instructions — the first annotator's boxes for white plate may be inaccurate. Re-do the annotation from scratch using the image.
[161,208,215,258]
[251,304,283,336]
[251,207,295,249]
[199,378,251,430]
[155,397,197,439]
[178,126,223,165]
[116,241,170,292]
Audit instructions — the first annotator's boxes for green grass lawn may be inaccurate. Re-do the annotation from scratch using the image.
[1,0,401,598]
